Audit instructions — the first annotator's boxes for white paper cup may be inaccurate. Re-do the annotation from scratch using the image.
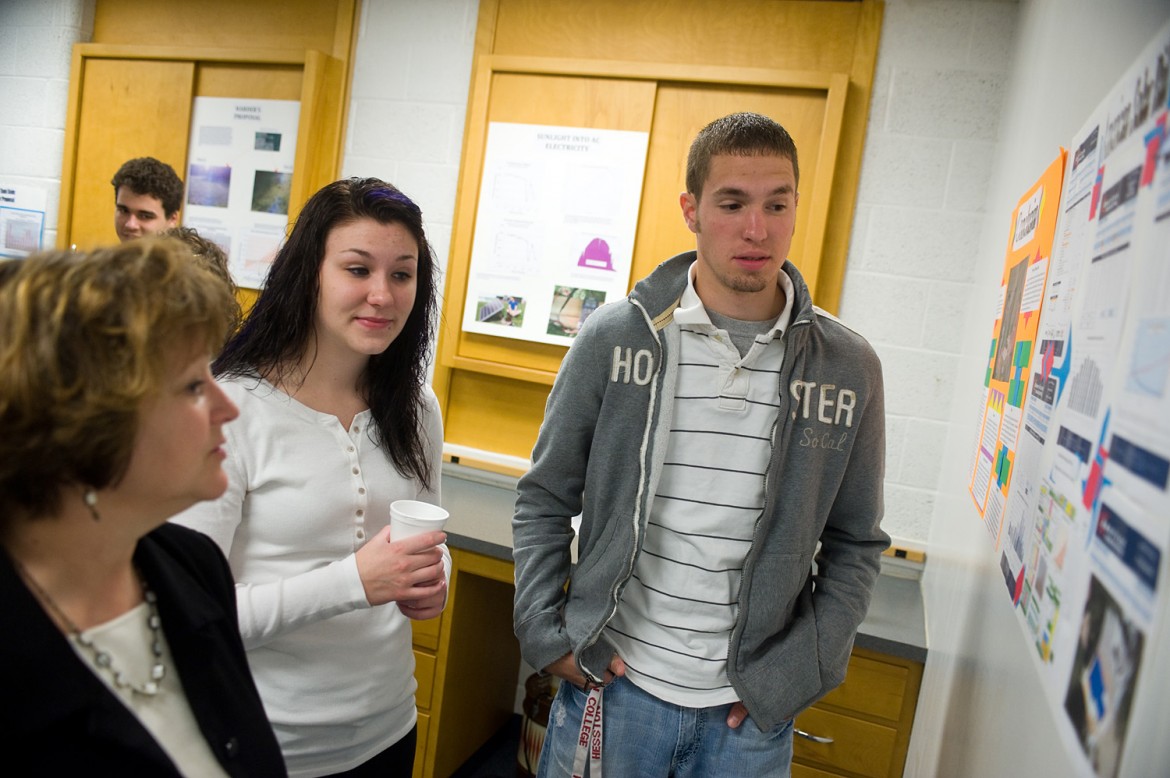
[390,499,449,540]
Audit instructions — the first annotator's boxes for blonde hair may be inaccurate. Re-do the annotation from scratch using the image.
[0,239,235,520]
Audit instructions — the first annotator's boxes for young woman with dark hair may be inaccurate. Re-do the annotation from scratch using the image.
[175,177,450,777]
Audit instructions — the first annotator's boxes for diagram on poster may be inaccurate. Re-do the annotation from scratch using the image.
[460,122,649,346]
[181,97,300,288]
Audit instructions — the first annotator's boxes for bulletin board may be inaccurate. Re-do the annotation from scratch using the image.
[967,20,1170,778]
[434,0,885,468]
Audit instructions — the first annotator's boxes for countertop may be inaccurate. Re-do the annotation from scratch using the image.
[441,462,927,664]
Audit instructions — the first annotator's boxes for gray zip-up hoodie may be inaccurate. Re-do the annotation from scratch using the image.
[512,252,889,730]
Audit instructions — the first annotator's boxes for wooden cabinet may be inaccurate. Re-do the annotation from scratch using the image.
[410,622,438,778]
[792,646,924,778]
[411,617,441,778]
[410,548,521,778]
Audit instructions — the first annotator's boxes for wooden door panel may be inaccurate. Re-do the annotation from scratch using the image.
[486,71,657,129]
[634,83,832,288]
[195,63,303,100]
[490,0,863,72]
[70,58,195,249]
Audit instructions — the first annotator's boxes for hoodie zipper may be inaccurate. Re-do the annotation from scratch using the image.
[725,315,811,695]
[580,296,664,683]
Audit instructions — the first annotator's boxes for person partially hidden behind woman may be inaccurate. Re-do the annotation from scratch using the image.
[173,177,450,777]
[0,241,287,775]
[162,225,243,339]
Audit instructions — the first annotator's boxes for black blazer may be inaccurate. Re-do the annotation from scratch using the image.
[0,522,286,776]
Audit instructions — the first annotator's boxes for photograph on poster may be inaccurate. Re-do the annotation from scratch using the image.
[547,286,605,337]
[1062,575,1144,778]
[475,295,526,327]
[251,171,292,215]
[254,132,282,152]
[994,256,1029,382]
[187,164,232,208]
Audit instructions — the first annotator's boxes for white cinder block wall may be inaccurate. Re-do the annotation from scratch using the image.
[342,0,480,292]
[0,0,94,250]
[839,0,1019,544]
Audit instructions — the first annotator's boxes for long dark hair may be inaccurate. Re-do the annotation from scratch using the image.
[215,177,439,489]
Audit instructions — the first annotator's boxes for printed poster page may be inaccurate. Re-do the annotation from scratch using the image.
[969,153,1066,552]
[996,20,1170,778]
[461,122,650,347]
[181,97,301,289]
[0,180,47,258]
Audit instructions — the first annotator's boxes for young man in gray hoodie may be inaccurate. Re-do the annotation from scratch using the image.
[512,112,889,777]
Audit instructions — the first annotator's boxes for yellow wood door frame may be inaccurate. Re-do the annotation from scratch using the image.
[59,43,346,253]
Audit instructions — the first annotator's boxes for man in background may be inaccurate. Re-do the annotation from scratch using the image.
[512,112,889,776]
[112,157,184,242]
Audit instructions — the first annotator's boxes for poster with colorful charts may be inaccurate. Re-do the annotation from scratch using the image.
[969,153,1067,548]
[460,122,649,347]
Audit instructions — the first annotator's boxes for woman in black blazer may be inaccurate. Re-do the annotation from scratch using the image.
[0,242,286,776]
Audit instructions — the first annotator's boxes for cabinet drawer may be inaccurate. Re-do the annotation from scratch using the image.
[819,653,908,721]
[793,761,847,778]
[411,615,441,651]
[793,706,898,778]
[414,649,437,709]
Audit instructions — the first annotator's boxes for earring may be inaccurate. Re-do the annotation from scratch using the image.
[83,489,101,522]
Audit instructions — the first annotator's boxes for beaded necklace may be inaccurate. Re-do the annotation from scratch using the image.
[13,558,167,696]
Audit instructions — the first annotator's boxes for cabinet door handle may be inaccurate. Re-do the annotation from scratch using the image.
[794,728,834,744]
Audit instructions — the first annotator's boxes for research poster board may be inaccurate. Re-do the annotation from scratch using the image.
[181,97,301,289]
[460,122,650,346]
[973,20,1170,778]
[969,154,1066,547]
[0,180,47,258]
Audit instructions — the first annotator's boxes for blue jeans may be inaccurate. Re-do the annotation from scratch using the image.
[535,676,793,778]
